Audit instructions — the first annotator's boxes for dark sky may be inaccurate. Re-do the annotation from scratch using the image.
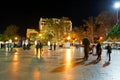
[0,0,114,36]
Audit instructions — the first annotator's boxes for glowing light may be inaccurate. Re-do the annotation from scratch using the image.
[66,49,71,62]
[11,52,19,73]
[13,52,18,61]
[99,36,103,40]
[114,2,120,24]
[14,37,18,41]
[32,69,40,80]
[65,49,72,70]
[114,2,120,9]
[36,49,41,59]
[39,33,42,37]
[67,36,71,40]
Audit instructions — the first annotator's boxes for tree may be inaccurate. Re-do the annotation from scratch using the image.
[72,26,85,42]
[107,24,120,41]
[41,18,57,42]
[41,17,71,43]
[4,24,19,40]
[42,30,54,42]
[94,11,115,41]
[83,16,95,43]
[58,17,71,41]
[82,11,116,43]
[0,34,5,41]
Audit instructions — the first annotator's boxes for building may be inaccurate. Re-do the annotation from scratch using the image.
[39,17,72,32]
[26,29,38,40]
[26,17,73,44]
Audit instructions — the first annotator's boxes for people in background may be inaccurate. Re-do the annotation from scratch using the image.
[106,43,112,62]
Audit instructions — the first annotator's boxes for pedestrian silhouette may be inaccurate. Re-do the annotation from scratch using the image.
[82,38,90,61]
[50,43,52,50]
[39,42,43,56]
[106,43,112,62]
[96,42,102,61]
[53,43,56,50]
[36,43,39,55]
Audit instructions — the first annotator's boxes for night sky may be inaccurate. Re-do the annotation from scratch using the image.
[0,0,114,36]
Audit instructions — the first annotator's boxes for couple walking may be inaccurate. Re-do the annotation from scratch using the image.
[36,42,43,56]
[96,42,112,62]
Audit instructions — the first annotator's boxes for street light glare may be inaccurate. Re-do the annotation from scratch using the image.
[114,2,120,9]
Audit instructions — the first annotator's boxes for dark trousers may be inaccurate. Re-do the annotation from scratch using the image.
[96,52,102,60]
[84,49,89,60]
[107,53,111,61]
[40,48,42,56]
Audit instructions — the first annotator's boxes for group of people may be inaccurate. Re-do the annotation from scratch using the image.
[84,41,112,62]
[35,42,57,56]
[36,42,43,56]
[35,40,112,61]
[48,43,57,51]
[96,42,112,62]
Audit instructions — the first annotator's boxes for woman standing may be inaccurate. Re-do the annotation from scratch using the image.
[106,43,112,62]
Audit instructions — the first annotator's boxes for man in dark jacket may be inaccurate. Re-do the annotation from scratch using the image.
[106,43,112,61]
[96,42,102,61]
[39,42,43,56]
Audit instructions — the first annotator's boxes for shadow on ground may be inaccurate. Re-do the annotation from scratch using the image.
[59,58,83,64]
[50,58,85,73]
[84,59,101,66]
[102,61,110,67]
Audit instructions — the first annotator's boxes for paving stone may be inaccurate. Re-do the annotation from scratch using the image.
[0,47,120,80]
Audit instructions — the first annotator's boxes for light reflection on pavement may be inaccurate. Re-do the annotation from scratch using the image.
[0,46,120,80]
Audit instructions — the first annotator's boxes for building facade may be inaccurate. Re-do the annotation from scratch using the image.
[39,17,72,32]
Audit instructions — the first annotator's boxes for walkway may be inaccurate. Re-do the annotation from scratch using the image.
[0,46,120,80]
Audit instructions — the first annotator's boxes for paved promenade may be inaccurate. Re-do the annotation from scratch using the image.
[0,46,120,80]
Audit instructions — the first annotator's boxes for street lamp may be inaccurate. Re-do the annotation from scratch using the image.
[67,36,71,41]
[114,2,120,24]
[39,33,42,37]
[14,37,18,41]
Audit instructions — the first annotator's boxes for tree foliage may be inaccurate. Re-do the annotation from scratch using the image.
[72,26,85,42]
[83,16,95,42]
[41,17,71,42]
[82,11,115,42]
[0,34,5,41]
[107,24,120,40]
[42,30,54,42]
[94,11,115,40]
[4,24,19,40]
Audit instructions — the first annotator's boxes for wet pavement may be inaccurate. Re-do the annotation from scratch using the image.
[0,46,120,80]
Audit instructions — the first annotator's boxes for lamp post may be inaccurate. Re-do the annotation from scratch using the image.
[114,2,120,24]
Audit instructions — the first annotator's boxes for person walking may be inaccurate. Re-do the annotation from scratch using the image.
[84,45,89,61]
[36,43,39,56]
[82,38,90,61]
[53,43,56,51]
[39,42,43,56]
[50,43,52,50]
[106,43,112,62]
[96,42,102,61]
